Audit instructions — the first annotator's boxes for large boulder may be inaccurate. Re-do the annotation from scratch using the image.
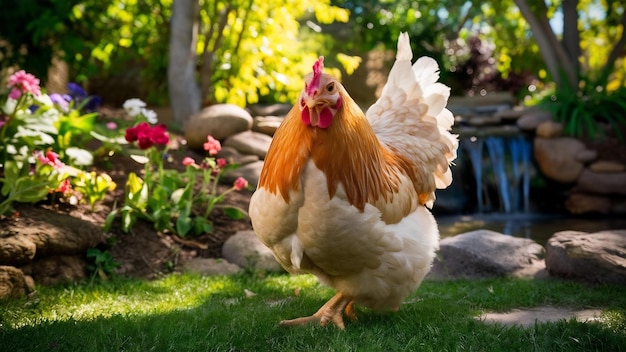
[223,131,273,159]
[428,230,545,279]
[575,169,626,195]
[221,230,283,272]
[184,104,253,149]
[534,137,587,183]
[517,111,553,131]
[545,230,626,284]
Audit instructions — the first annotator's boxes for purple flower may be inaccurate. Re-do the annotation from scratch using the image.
[50,93,70,112]
[68,82,87,99]
[67,82,101,112]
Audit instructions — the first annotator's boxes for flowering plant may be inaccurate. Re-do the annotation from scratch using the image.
[0,70,114,215]
[105,108,248,238]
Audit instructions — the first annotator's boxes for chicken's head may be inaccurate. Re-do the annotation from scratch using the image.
[299,56,343,129]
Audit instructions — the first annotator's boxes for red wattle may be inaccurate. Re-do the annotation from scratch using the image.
[302,108,311,125]
[319,107,333,128]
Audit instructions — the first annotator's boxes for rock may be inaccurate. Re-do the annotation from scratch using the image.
[0,207,105,259]
[21,255,88,285]
[221,230,283,272]
[466,115,502,126]
[589,160,625,173]
[575,149,598,163]
[184,258,241,276]
[535,120,563,138]
[494,107,528,121]
[222,160,264,190]
[223,131,273,159]
[247,103,292,117]
[184,104,253,149]
[575,169,626,195]
[565,193,611,214]
[0,236,37,266]
[0,266,28,300]
[216,146,260,166]
[517,111,553,131]
[252,116,284,136]
[428,230,545,279]
[545,230,626,284]
[534,137,586,183]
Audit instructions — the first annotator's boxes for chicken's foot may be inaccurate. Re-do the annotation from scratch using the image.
[280,292,356,329]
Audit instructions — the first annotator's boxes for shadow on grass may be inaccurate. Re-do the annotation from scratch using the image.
[1,275,625,352]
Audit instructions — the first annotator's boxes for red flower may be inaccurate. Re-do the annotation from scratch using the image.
[125,122,169,150]
[56,178,72,194]
[217,158,227,168]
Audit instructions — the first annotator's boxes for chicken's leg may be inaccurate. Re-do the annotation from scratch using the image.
[280,292,356,329]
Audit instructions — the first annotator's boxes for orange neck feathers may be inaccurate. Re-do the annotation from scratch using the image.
[259,90,417,211]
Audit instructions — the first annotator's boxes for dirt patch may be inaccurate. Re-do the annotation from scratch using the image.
[477,306,603,327]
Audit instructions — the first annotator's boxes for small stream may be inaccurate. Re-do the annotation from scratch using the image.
[437,213,626,245]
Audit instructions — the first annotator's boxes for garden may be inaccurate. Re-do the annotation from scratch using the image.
[1,0,626,351]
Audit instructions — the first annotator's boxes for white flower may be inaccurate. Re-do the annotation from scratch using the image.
[123,98,146,117]
[141,108,158,124]
[34,93,53,107]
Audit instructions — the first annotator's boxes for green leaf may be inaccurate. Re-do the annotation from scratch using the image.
[103,208,119,232]
[176,216,192,237]
[193,216,213,235]
[221,206,248,220]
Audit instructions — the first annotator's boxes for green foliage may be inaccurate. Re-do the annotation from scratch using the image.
[71,171,117,212]
[540,76,626,140]
[86,248,121,281]
[199,0,350,106]
[0,159,67,215]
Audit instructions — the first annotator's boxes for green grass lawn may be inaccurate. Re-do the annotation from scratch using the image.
[1,273,624,352]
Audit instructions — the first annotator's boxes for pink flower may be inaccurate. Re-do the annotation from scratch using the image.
[182,157,196,166]
[7,70,41,98]
[106,122,118,130]
[34,150,64,169]
[216,158,227,168]
[125,122,169,150]
[233,177,248,191]
[203,135,221,156]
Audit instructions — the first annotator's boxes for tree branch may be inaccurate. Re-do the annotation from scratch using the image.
[513,0,578,90]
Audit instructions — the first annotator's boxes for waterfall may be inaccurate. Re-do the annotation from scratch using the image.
[461,135,532,213]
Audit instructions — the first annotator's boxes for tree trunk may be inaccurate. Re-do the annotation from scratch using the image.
[561,0,580,73]
[513,0,578,90]
[168,0,201,127]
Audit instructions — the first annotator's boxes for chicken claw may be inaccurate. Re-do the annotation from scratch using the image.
[280,292,356,329]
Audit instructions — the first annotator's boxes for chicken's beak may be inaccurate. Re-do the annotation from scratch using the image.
[304,96,317,109]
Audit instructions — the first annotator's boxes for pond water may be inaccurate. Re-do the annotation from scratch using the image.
[437,213,626,245]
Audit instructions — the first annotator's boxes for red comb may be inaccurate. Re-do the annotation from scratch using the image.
[306,56,324,96]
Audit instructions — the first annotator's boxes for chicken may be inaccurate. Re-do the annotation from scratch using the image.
[248,32,458,329]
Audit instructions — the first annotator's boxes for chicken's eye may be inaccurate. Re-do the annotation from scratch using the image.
[326,83,335,92]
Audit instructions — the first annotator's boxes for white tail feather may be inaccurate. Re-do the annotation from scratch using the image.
[367,32,458,205]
